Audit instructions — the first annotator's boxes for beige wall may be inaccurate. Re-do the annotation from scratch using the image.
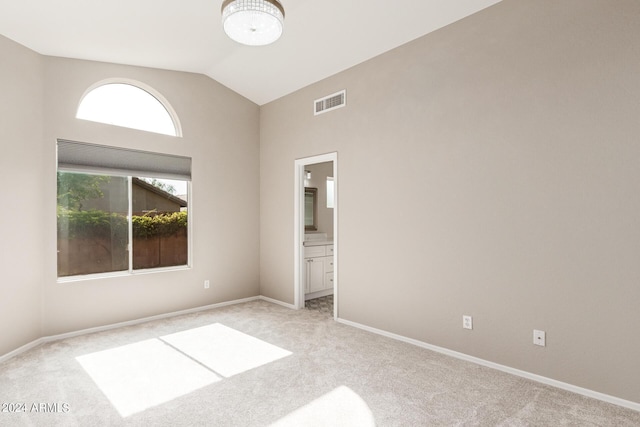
[0,36,45,355]
[2,0,640,406]
[0,35,260,346]
[260,0,640,403]
[41,56,260,335]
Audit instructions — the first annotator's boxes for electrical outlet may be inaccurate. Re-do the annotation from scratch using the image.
[204,280,210,289]
[533,329,546,347]
[463,315,473,330]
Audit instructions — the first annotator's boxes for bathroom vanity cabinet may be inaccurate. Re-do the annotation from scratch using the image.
[304,243,334,297]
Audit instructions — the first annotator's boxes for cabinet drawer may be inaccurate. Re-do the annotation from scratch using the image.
[324,256,334,273]
[304,245,326,258]
[324,272,334,290]
[326,245,334,255]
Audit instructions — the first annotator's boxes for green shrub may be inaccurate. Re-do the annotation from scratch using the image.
[57,208,187,240]
[132,211,188,238]
[57,209,128,243]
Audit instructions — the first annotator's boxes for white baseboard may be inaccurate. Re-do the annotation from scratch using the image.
[0,296,261,363]
[259,295,297,310]
[3,296,637,413]
[336,317,640,413]
[0,338,47,364]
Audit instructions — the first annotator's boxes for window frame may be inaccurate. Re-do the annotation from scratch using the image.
[326,177,335,209]
[57,172,192,283]
[56,140,193,283]
[76,78,183,137]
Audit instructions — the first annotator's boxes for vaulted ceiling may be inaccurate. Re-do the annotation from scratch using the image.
[0,0,501,105]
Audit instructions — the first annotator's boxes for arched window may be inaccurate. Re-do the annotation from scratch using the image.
[76,80,181,137]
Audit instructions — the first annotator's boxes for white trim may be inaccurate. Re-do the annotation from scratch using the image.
[127,175,133,270]
[187,179,194,269]
[56,265,192,284]
[336,318,640,413]
[326,176,335,209]
[4,295,638,413]
[294,153,338,319]
[294,160,304,310]
[0,338,47,364]
[0,296,260,364]
[259,295,297,310]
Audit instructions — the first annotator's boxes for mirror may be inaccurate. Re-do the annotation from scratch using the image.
[305,187,317,231]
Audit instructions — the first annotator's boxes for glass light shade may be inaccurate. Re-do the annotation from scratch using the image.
[222,0,285,46]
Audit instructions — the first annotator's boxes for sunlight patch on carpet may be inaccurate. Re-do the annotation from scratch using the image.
[270,386,376,427]
[76,338,221,417]
[161,323,292,377]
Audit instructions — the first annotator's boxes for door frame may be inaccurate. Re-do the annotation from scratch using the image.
[294,152,338,318]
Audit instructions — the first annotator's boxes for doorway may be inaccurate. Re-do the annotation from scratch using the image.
[294,153,338,319]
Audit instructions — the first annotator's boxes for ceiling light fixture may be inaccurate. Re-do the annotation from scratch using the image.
[221,0,285,46]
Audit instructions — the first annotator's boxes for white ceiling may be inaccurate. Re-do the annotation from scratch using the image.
[0,0,501,105]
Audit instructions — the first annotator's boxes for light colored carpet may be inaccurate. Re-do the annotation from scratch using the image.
[0,300,638,426]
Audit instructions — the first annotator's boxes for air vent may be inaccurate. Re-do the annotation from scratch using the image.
[314,90,346,116]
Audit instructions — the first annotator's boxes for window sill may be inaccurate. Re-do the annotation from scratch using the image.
[56,265,191,284]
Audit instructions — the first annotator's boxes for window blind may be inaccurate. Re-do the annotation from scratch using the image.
[57,139,191,180]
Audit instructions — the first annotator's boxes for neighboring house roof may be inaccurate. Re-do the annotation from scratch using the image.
[132,177,187,208]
